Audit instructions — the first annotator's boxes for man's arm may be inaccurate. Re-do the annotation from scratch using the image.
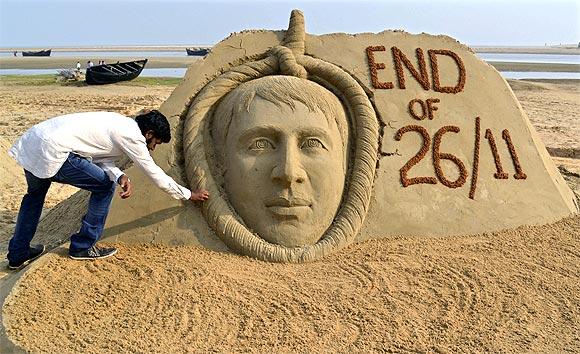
[115,134,193,200]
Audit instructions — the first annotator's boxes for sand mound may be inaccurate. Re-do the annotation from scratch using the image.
[4,215,579,353]
[97,11,577,263]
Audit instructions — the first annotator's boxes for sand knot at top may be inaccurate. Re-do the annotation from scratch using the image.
[268,46,307,79]
[182,9,379,263]
[282,9,306,54]
[270,9,307,78]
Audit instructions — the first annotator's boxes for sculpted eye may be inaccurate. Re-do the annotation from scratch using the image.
[250,138,274,151]
[301,138,325,150]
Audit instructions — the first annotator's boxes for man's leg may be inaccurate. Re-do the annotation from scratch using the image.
[51,154,116,253]
[7,170,51,265]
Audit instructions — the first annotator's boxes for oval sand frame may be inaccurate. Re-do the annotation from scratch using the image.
[183,10,379,262]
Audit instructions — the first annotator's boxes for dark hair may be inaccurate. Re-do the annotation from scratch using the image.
[135,110,171,143]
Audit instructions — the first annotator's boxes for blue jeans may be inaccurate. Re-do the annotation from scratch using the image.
[7,153,116,263]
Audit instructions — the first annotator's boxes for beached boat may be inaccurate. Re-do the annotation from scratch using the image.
[85,59,148,85]
[21,49,51,57]
[186,47,210,56]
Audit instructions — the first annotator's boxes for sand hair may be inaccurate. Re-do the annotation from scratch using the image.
[212,75,348,160]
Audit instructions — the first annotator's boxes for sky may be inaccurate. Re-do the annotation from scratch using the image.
[0,0,578,48]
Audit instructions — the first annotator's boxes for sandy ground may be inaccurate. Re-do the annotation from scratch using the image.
[3,215,579,353]
[0,76,578,352]
[509,79,580,159]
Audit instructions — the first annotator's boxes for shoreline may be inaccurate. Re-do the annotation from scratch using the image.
[1,45,579,55]
[472,46,579,55]
[0,57,200,69]
[1,57,579,72]
[0,45,210,52]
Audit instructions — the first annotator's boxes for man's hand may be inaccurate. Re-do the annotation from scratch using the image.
[118,175,133,199]
[190,189,209,202]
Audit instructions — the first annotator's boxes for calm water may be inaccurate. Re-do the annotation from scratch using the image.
[0,68,188,77]
[1,51,580,79]
[2,51,578,64]
[476,53,580,65]
[0,51,190,58]
[1,68,578,80]
[500,71,580,79]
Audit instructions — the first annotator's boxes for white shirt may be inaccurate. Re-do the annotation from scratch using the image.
[9,112,192,200]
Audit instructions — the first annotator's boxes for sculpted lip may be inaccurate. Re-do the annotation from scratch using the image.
[264,196,312,218]
[264,196,311,207]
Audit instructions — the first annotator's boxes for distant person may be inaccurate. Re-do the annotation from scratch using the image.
[13,51,17,57]
[6,110,210,270]
[87,60,93,69]
[76,61,81,72]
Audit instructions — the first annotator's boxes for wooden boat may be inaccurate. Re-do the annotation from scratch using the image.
[85,59,147,85]
[186,47,210,56]
[21,49,51,57]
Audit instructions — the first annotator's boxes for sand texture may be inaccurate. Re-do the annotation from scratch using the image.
[1,75,579,352]
[509,79,580,158]
[4,215,580,353]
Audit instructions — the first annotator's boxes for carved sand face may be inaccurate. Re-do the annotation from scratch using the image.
[223,97,346,247]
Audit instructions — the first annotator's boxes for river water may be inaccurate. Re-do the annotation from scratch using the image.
[0,52,578,79]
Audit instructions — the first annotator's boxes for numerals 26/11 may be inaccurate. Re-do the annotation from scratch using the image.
[394,118,527,200]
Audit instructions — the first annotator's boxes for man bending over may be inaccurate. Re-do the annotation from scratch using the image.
[7,110,209,270]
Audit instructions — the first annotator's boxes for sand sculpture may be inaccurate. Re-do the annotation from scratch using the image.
[33,10,575,263]
[211,76,350,247]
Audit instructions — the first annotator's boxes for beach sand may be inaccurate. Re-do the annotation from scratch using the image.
[4,215,579,353]
[0,76,578,352]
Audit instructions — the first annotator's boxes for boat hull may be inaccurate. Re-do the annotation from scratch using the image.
[22,49,51,57]
[85,59,147,85]
[186,48,210,56]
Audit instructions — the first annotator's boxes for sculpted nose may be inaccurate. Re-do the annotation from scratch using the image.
[271,145,307,185]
